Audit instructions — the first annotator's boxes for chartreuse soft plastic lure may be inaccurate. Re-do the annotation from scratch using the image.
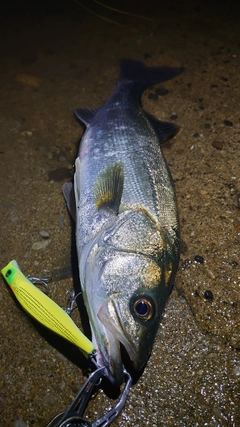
[1,260,94,355]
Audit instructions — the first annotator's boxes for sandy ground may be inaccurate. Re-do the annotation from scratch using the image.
[0,1,239,426]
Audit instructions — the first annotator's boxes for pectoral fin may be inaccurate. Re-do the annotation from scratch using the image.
[94,163,124,214]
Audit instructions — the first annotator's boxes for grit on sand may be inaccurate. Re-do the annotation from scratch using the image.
[0,1,239,426]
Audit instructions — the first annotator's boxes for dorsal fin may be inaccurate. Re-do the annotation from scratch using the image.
[94,163,124,214]
[145,112,179,142]
[75,108,99,126]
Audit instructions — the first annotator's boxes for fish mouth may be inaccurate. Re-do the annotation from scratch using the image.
[97,296,138,386]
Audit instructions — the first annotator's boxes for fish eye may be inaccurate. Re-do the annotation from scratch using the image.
[130,294,155,321]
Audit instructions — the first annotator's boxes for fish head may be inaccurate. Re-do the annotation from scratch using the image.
[82,243,173,386]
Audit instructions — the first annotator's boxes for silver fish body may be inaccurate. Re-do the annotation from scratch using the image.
[65,60,182,385]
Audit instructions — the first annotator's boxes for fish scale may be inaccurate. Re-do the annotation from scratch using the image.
[64,59,183,385]
[80,105,171,233]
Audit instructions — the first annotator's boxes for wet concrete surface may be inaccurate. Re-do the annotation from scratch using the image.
[0,1,239,426]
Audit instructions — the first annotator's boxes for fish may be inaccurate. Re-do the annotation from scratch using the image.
[63,59,182,386]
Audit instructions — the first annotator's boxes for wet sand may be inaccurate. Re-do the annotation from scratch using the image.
[0,1,239,425]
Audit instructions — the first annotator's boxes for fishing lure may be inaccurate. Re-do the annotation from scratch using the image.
[1,260,94,356]
[1,260,133,426]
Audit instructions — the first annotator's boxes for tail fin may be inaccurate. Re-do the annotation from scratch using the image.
[120,59,183,88]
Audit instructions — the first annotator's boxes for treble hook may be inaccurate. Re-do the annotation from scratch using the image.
[27,275,51,292]
[63,288,82,316]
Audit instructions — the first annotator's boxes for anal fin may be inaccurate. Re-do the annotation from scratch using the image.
[75,108,99,126]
